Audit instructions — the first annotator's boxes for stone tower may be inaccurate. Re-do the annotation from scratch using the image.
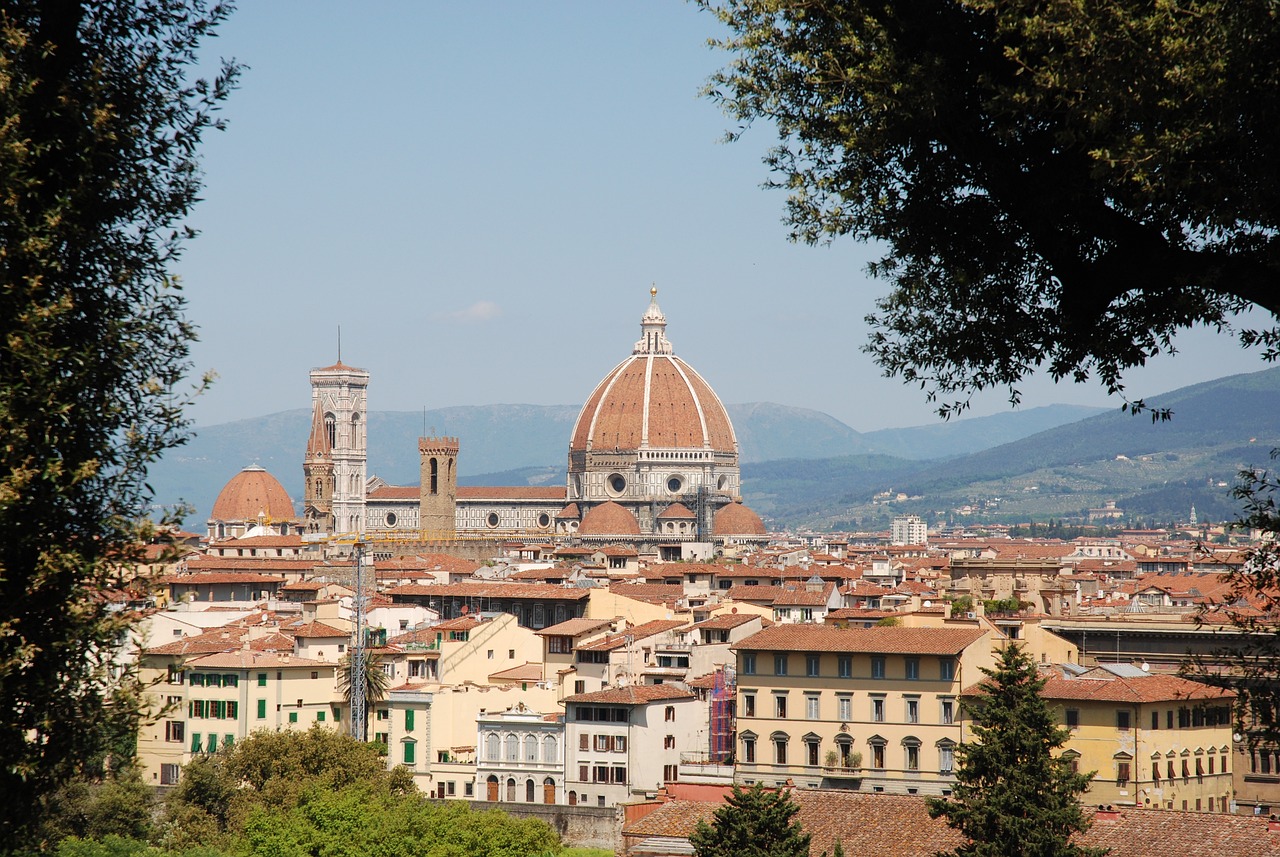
[418,436,459,538]
[309,360,369,535]
[302,398,334,534]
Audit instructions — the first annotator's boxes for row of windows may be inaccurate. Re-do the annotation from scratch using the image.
[190,732,234,754]
[576,764,627,784]
[573,706,630,723]
[741,653,955,682]
[741,732,952,774]
[1065,706,1232,731]
[189,700,238,719]
[578,733,626,753]
[188,673,240,688]
[483,732,560,764]
[742,692,954,725]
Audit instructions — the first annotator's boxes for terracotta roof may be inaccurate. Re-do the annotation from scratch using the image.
[281,580,325,591]
[733,625,988,655]
[167,572,286,586]
[367,485,419,500]
[693,613,761,631]
[184,556,316,572]
[726,584,786,602]
[577,620,690,652]
[291,621,349,639]
[772,583,836,606]
[432,616,485,632]
[144,628,248,656]
[579,501,641,536]
[1034,671,1235,704]
[625,793,1280,857]
[607,582,684,605]
[713,501,766,536]
[186,651,331,669]
[248,631,297,651]
[210,465,296,522]
[456,486,566,501]
[536,617,615,637]
[562,684,696,705]
[488,662,544,682]
[385,582,590,601]
[556,503,581,519]
[657,502,697,520]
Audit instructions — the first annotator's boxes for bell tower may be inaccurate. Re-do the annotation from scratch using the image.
[309,359,369,535]
[418,436,459,538]
[302,399,334,534]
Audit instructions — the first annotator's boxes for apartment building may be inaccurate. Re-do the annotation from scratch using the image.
[1040,663,1235,811]
[563,684,703,806]
[732,625,998,794]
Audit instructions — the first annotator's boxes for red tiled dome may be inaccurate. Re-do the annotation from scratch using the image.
[210,465,295,522]
[570,353,737,453]
[579,501,641,536]
[657,502,697,520]
[713,501,766,536]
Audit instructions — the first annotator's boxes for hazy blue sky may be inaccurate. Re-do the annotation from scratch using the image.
[177,2,1268,433]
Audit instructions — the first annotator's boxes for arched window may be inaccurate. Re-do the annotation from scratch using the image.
[526,779,536,802]
[485,732,500,761]
[505,734,519,761]
[524,734,538,762]
[351,412,361,446]
[429,458,439,495]
[324,413,336,448]
[543,735,558,764]
[486,775,499,802]
[543,777,556,804]
[506,778,516,802]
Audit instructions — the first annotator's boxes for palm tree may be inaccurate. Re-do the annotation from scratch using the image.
[337,650,391,742]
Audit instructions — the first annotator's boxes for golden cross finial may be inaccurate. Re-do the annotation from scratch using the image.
[650,284,658,297]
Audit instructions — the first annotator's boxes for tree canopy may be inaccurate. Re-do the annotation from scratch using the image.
[0,1,236,844]
[701,0,1280,416]
[928,644,1102,857]
[691,783,810,857]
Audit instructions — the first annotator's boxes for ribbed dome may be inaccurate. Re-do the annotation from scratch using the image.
[713,501,766,536]
[657,502,697,520]
[569,292,737,454]
[210,465,295,522]
[579,501,641,536]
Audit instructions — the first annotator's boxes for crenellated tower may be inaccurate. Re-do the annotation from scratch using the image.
[418,436,459,538]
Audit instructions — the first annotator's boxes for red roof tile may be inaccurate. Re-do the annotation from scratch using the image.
[733,625,988,655]
[562,684,696,705]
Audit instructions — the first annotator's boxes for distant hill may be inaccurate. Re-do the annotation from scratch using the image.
[740,367,1280,528]
[148,395,1112,525]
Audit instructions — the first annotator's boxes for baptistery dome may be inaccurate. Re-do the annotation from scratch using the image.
[566,291,742,534]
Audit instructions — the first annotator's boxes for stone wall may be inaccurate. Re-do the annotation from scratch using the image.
[467,801,622,852]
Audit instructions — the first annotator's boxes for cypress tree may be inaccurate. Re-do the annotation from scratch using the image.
[928,644,1106,857]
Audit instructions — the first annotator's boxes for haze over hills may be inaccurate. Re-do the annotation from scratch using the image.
[148,399,1103,526]
[742,367,1280,529]
[148,368,1278,531]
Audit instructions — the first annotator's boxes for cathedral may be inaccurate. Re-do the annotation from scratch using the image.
[210,292,767,553]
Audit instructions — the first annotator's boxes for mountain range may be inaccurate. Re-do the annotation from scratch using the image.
[147,367,1280,530]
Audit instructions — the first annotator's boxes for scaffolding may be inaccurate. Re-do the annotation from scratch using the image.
[708,664,736,763]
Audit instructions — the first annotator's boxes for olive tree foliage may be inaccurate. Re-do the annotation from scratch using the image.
[0,0,237,843]
[699,0,1280,416]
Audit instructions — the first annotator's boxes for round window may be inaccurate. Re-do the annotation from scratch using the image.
[537,513,551,528]
[609,474,626,495]
[385,512,397,527]
[486,512,500,528]
[667,476,683,494]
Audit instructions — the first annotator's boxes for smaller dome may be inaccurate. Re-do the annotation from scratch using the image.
[657,502,697,520]
[211,465,296,522]
[713,501,766,537]
[579,501,641,536]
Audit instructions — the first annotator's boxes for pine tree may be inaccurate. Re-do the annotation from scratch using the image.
[928,644,1105,857]
[691,782,810,857]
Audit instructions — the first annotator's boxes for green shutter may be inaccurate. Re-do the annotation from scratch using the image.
[289,711,298,723]
[227,701,238,719]
[223,734,234,749]
[191,732,201,753]
[332,706,341,721]
[257,672,267,687]
[403,742,415,765]
[405,709,415,732]
[206,734,218,752]
[317,710,326,722]
[256,699,266,719]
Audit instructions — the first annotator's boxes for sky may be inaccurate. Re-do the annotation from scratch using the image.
[176,2,1270,434]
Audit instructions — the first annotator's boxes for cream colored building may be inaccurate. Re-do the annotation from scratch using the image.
[732,625,999,794]
[137,647,339,786]
[1040,663,1235,812]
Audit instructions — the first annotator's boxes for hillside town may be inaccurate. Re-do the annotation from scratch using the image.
[111,296,1280,853]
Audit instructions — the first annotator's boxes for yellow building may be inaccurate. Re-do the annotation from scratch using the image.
[1037,664,1235,812]
[732,625,999,794]
[136,645,339,786]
